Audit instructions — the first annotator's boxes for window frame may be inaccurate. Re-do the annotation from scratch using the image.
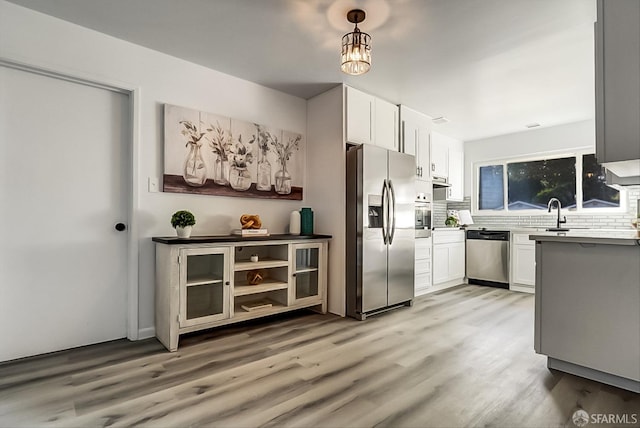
[472,150,627,216]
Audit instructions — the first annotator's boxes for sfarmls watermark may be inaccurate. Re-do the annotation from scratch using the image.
[572,410,638,427]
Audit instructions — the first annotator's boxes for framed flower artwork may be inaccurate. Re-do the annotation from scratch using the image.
[163,104,304,200]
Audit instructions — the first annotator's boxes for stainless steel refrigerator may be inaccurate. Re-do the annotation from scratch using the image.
[346,144,415,320]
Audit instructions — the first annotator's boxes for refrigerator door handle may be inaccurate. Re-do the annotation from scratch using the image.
[381,179,388,244]
[388,179,396,245]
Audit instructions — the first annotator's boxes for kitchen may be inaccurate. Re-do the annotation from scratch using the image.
[1,0,639,426]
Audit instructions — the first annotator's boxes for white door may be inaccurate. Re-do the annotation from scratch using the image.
[0,66,129,362]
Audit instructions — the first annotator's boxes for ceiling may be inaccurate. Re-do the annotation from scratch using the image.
[7,0,597,141]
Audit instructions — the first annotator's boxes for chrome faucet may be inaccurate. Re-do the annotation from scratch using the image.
[547,198,567,229]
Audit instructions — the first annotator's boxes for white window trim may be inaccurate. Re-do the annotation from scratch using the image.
[472,150,627,216]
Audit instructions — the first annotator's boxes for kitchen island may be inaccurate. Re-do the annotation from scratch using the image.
[530,230,640,392]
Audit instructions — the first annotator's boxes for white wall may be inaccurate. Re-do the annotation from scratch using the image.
[0,1,308,336]
[463,119,595,196]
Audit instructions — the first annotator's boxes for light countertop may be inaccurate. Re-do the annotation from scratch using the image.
[528,230,640,246]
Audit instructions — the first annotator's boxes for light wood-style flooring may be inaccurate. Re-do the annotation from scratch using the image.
[1,285,638,427]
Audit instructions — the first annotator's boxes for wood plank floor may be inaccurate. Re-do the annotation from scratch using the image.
[1,285,638,427]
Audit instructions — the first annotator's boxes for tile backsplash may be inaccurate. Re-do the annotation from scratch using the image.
[433,185,639,229]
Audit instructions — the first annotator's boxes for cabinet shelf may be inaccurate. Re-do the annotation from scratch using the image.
[186,276,224,287]
[234,280,288,296]
[234,258,288,271]
[233,301,287,321]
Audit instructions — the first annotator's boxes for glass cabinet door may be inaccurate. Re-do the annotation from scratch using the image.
[179,247,230,327]
[292,244,322,303]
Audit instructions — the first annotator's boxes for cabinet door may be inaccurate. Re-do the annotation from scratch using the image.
[448,242,466,280]
[430,132,449,179]
[291,242,325,305]
[513,244,536,286]
[400,106,430,179]
[432,244,450,285]
[375,98,399,151]
[417,127,431,181]
[447,148,464,201]
[595,0,640,163]
[345,86,373,145]
[179,247,230,327]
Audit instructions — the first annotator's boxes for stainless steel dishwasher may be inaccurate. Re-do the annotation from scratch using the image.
[466,230,510,288]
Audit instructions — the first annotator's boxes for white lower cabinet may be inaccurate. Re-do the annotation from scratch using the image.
[154,236,329,351]
[415,237,432,296]
[432,230,466,287]
[510,233,535,292]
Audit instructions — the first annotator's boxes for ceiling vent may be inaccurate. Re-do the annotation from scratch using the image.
[432,116,449,125]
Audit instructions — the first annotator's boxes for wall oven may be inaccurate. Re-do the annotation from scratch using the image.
[415,200,432,238]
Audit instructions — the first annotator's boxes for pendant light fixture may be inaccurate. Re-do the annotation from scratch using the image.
[341,9,371,75]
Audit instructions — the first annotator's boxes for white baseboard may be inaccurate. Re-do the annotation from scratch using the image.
[137,326,156,340]
[510,284,535,294]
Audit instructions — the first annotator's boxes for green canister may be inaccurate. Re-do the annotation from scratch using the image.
[300,207,314,235]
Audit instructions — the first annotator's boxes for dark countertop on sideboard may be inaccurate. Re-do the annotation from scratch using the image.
[152,234,332,245]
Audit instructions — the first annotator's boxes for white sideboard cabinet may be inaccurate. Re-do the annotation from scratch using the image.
[153,234,330,351]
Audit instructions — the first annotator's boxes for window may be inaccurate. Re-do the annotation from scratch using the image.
[582,154,620,208]
[478,165,504,210]
[507,157,576,211]
[475,153,621,214]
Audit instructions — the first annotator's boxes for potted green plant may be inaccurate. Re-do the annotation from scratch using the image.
[171,210,196,238]
[445,215,459,227]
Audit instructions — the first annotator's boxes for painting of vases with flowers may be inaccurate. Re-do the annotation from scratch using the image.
[163,104,304,200]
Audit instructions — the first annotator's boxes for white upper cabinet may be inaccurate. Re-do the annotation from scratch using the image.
[399,105,431,182]
[430,132,449,179]
[345,86,374,145]
[432,131,464,202]
[345,86,399,150]
[375,98,399,151]
[447,148,464,201]
[595,0,640,165]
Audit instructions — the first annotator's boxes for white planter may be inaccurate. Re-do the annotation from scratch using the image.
[176,226,192,238]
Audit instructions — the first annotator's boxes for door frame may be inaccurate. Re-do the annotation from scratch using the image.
[0,56,141,340]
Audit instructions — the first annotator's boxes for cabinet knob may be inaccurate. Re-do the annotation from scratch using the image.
[114,223,126,232]
[225,281,230,285]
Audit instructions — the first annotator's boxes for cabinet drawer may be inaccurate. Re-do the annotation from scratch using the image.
[415,258,431,274]
[513,234,535,246]
[433,230,465,244]
[415,272,432,289]
[415,239,431,258]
